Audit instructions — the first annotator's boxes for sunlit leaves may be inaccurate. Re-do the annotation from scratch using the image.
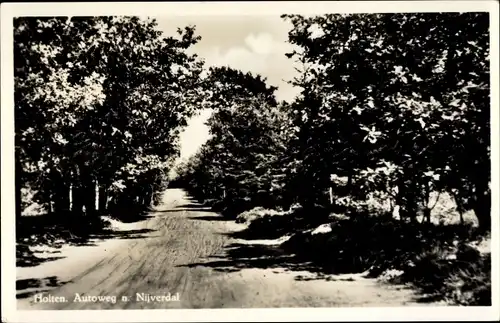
[15,16,205,210]
[282,13,490,225]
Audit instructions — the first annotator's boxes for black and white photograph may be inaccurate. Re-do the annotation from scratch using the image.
[1,1,499,322]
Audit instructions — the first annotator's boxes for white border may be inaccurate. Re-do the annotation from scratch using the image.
[1,1,499,322]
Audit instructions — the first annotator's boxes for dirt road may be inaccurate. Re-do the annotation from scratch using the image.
[17,189,432,309]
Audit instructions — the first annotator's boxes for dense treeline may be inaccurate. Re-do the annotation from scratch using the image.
[173,66,295,215]
[15,17,205,220]
[176,12,491,232]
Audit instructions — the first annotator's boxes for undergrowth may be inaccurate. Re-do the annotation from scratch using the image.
[236,206,491,306]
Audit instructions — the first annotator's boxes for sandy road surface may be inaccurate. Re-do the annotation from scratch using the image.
[17,189,433,309]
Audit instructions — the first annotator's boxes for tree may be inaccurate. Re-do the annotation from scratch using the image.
[282,13,490,229]
[177,67,293,213]
[15,16,205,219]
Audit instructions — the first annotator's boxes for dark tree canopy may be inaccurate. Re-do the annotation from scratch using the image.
[15,16,205,217]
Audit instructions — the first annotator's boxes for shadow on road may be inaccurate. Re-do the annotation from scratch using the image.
[176,241,436,305]
[157,208,213,213]
[187,215,232,221]
[16,244,66,267]
[109,212,155,223]
[175,195,328,274]
[176,203,206,208]
[16,227,157,268]
[16,276,68,299]
[155,199,215,213]
[177,243,328,275]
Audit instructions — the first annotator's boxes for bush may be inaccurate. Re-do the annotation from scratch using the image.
[405,244,491,305]
[235,206,286,224]
[283,216,426,273]
[403,245,458,293]
[280,215,477,274]
[17,212,110,245]
[279,214,491,305]
[245,214,295,239]
[210,197,255,219]
[237,204,331,239]
[443,253,491,305]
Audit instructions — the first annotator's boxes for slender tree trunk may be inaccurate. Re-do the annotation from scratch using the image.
[395,177,406,221]
[146,184,153,207]
[423,208,431,224]
[99,183,107,212]
[474,187,491,232]
[69,183,73,212]
[95,180,99,212]
[48,193,54,214]
[72,165,84,215]
[106,194,112,211]
[53,181,70,214]
[81,176,96,216]
[423,181,431,224]
[397,183,416,223]
[347,170,353,195]
[72,183,84,215]
[15,159,23,223]
[451,191,465,225]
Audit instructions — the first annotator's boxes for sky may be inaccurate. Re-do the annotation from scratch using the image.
[154,16,300,162]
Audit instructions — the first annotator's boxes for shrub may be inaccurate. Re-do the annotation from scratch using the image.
[245,213,296,239]
[237,204,330,239]
[236,206,286,224]
[442,253,491,305]
[210,197,255,219]
[282,217,405,273]
[405,243,491,305]
[280,214,491,305]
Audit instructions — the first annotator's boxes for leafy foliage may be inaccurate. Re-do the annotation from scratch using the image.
[15,17,205,218]
[175,67,293,216]
[281,12,490,229]
[178,13,490,230]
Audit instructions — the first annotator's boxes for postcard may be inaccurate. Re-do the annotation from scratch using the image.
[1,1,499,322]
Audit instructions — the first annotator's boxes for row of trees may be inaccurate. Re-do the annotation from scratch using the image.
[15,17,206,219]
[173,66,294,213]
[176,13,491,232]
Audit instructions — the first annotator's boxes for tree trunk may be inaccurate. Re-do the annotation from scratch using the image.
[72,165,84,215]
[48,193,54,214]
[395,177,406,221]
[99,183,107,212]
[451,191,465,225]
[72,183,84,215]
[95,180,99,212]
[423,208,431,224]
[474,189,491,232]
[146,184,153,207]
[69,184,73,212]
[423,181,431,223]
[53,182,70,214]
[406,174,419,223]
[15,159,23,223]
[82,178,96,216]
[347,170,353,195]
[106,195,112,211]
